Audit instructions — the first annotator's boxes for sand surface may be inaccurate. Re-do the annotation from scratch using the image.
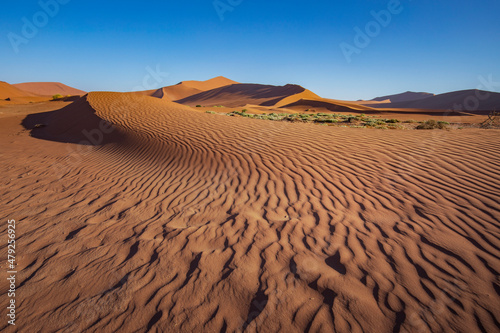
[1,92,499,332]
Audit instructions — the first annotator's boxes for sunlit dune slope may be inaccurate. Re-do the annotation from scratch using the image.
[0,81,39,99]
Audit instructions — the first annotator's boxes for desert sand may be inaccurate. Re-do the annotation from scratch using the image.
[1,86,499,332]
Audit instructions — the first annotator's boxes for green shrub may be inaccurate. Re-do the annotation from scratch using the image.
[416,120,449,129]
[52,94,63,100]
[386,119,400,123]
[205,111,215,114]
[196,105,202,107]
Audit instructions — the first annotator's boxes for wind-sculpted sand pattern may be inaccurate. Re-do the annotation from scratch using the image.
[1,92,499,332]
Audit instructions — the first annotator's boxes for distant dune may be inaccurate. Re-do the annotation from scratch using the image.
[371,91,434,103]
[132,77,236,102]
[1,91,498,332]
[175,83,375,112]
[13,82,86,96]
[175,83,311,107]
[367,89,500,112]
[0,81,39,99]
[282,98,378,112]
[178,76,238,91]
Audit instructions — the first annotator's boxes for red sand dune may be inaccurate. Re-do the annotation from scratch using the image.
[175,83,311,107]
[0,81,39,99]
[13,82,86,96]
[367,89,500,112]
[175,83,375,113]
[179,76,238,91]
[1,92,499,332]
[162,84,203,100]
[174,80,379,112]
[281,98,379,112]
[371,91,435,103]
[132,77,236,101]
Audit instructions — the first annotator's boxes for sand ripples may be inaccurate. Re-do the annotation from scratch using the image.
[1,92,499,332]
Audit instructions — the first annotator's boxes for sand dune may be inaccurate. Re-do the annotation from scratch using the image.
[0,81,39,99]
[0,81,52,104]
[280,98,378,113]
[1,92,499,332]
[175,83,310,107]
[134,78,376,113]
[179,76,238,91]
[132,77,234,101]
[13,82,86,96]
[371,91,435,103]
[175,83,374,112]
[161,84,203,100]
[368,89,500,112]
[133,88,172,101]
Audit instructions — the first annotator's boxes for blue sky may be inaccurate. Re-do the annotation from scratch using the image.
[1,0,499,100]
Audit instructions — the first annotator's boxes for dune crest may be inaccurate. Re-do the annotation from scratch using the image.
[178,76,238,91]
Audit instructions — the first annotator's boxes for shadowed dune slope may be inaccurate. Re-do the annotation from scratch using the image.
[281,98,379,112]
[371,91,435,103]
[22,95,125,144]
[1,92,499,332]
[368,89,500,111]
[13,82,86,96]
[176,83,376,112]
[175,83,311,107]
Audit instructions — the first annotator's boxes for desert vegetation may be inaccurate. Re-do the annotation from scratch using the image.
[203,110,458,130]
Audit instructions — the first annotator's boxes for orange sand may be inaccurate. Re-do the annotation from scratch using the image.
[1,92,499,332]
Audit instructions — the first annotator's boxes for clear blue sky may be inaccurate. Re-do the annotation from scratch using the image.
[1,0,499,100]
